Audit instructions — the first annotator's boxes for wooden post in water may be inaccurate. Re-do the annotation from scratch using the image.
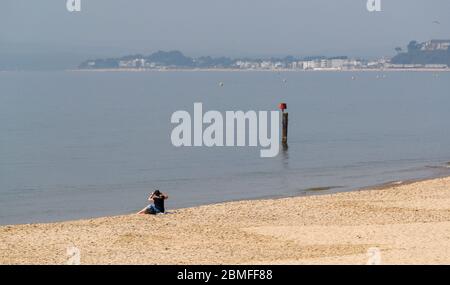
[278,103,288,147]
[282,112,288,146]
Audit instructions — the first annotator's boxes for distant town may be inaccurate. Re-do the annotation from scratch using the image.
[79,39,450,71]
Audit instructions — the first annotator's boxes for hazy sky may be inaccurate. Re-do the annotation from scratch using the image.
[0,0,449,68]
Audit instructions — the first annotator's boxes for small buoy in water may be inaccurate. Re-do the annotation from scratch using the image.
[282,78,287,83]
[219,81,224,87]
[351,76,356,80]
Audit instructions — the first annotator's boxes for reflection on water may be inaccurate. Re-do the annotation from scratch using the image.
[280,144,289,168]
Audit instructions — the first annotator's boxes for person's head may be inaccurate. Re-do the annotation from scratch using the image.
[153,189,161,196]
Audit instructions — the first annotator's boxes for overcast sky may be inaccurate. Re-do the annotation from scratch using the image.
[0,0,449,68]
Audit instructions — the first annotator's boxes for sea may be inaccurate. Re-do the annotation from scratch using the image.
[1,70,450,225]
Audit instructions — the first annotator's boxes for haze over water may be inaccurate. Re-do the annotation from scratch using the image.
[1,70,450,225]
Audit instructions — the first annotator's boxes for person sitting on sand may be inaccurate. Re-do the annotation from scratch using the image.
[138,190,168,215]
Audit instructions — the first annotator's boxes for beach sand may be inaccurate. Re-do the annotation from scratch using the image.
[1,177,450,265]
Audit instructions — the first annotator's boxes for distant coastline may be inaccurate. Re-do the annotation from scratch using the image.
[77,39,450,73]
[71,67,450,72]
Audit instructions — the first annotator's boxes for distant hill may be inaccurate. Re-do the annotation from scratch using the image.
[391,40,450,66]
[78,50,348,69]
[79,50,195,69]
[146,50,194,67]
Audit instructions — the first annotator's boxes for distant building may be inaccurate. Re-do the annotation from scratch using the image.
[319,59,330,69]
[421,40,450,51]
[119,60,133,68]
[385,63,425,69]
[273,62,285,69]
[367,60,382,68]
[118,58,146,68]
[330,59,345,69]
[260,61,272,69]
[235,60,260,69]
[343,59,362,69]
[424,64,448,69]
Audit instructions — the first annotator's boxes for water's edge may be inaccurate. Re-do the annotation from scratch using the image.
[3,171,449,227]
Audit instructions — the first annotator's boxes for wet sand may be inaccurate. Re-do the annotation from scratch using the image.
[1,177,450,264]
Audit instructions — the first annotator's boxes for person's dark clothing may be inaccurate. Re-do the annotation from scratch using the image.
[153,196,165,213]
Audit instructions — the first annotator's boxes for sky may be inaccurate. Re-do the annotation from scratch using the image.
[0,0,449,69]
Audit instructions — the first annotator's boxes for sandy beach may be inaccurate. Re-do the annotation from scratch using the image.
[1,177,450,265]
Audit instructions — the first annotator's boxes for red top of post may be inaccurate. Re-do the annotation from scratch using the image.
[278,103,287,112]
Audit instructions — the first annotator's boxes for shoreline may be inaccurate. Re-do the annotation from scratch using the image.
[3,169,450,227]
[69,68,450,73]
[2,175,450,264]
[1,68,448,74]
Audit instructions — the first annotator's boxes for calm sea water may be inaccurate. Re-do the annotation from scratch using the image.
[1,70,450,225]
